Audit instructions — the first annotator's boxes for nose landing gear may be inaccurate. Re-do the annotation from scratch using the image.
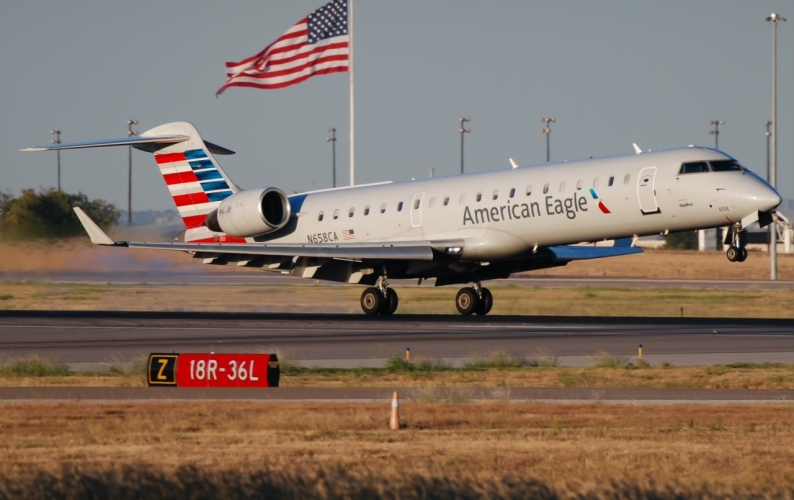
[725,223,747,263]
[360,276,399,315]
[455,282,493,316]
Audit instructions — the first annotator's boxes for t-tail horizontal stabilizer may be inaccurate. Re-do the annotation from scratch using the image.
[73,207,119,246]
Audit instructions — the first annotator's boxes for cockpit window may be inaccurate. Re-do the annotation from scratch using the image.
[709,160,743,172]
[679,162,709,174]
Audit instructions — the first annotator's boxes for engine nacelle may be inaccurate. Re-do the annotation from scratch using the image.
[205,188,291,238]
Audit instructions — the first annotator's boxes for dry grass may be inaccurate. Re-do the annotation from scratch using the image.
[0,281,792,317]
[1,241,793,280]
[0,401,793,497]
[2,362,793,390]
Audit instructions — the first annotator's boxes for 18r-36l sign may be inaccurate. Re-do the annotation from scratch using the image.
[148,353,279,388]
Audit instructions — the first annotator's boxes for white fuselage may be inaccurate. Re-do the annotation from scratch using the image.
[199,147,779,262]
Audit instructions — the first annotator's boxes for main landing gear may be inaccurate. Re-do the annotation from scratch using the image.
[725,223,747,263]
[455,282,493,316]
[360,276,398,316]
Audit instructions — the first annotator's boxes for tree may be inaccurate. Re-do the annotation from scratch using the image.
[0,188,119,241]
[663,230,698,250]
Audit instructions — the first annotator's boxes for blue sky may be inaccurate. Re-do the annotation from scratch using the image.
[2,1,792,211]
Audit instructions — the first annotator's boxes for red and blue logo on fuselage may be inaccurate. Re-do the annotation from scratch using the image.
[589,189,611,214]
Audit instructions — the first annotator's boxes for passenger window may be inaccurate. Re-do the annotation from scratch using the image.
[429,197,435,208]
[380,203,386,214]
[493,189,499,200]
[709,160,743,172]
[543,184,549,194]
[318,211,324,221]
[348,207,355,217]
[333,209,339,219]
[397,201,404,211]
[459,194,466,204]
[559,182,566,192]
[526,185,532,196]
[623,174,630,185]
[576,179,583,190]
[364,205,370,215]
[413,199,420,209]
[608,176,614,187]
[593,178,601,188]
[509,188,515,198]
[443,196,450,206]
[476,192,482,202]
[679,162,709,174]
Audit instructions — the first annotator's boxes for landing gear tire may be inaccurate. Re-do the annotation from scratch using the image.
[456,287,481,316]
[726,246,740,263]
[361,287,383,315]
[381,288,399,315]
[737,247,748,262]
[475,287,493,316]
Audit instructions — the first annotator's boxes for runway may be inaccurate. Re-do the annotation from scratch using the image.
[0,311,791,368]
[0,386,792,404]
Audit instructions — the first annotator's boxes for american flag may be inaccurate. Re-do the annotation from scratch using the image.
[341,229,355,241]
[217,0,349,95]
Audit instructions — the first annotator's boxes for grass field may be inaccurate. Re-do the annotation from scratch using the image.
[0,401,793,498]
[2,241,794,280]
[0,281,792,317]
[2,356,793,390]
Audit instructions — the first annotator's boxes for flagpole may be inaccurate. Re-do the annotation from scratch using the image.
[349,0,355,186]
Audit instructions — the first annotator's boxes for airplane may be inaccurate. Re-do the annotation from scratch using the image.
[22,121,782,316]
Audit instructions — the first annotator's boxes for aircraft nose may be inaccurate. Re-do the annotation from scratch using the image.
[757,184,782,212]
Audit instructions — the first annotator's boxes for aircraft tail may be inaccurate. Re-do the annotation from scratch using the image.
[143,122,239,228]
[22,121,239,229]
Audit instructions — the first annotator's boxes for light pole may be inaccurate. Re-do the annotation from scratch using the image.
[767,12,785,281]
[127,120,138,226]
[326,127,337,188]
[540,117,556,162]
[50,130,61,190]
[459,118,470,174]
[708,120,724,150]
[765,121,772,182]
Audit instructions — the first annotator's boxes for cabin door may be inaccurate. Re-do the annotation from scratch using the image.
[637,167,661,215]
[411,193,425,227]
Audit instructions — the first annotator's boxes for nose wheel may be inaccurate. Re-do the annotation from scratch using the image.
[725,224,748,262]
[455,283,493,316]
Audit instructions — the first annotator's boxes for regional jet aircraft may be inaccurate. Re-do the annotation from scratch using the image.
[22,122,781,315]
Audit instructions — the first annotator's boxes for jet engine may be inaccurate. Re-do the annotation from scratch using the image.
[205,188,291,238]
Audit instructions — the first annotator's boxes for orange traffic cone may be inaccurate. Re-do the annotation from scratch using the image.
[389,391,400,430]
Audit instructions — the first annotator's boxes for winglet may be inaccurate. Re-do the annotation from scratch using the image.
[509,158,519,169]
[632,143,642,154]
[73,207,115,245]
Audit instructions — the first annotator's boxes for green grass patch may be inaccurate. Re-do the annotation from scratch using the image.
[0,358,70,377]
[0,294,13,300]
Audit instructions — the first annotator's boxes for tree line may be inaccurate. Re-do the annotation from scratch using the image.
[0,188,119,241]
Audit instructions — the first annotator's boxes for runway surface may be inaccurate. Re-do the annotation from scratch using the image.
[3,270,793,290]
[0,386,792,404]
[0,311,791,367]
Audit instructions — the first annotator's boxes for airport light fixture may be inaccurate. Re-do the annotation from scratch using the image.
[540,117,556,163]
[765,121,772,182]
[459,118,471,174]
[708,120,724,150]
[127,120,139,226]
[766,12,785,281]
[50,130,61,190]
[326,127,337,188]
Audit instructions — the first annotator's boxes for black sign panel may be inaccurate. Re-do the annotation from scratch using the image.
[147,354,178,386]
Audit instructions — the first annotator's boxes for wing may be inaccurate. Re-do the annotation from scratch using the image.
[548,238,643,262]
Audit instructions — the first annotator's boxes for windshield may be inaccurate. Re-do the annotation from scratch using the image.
[709,160,743,172]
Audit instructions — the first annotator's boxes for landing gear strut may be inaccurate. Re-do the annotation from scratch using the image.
[360,276,398,315]
[455,282,493,316]
[725,223,747,263]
